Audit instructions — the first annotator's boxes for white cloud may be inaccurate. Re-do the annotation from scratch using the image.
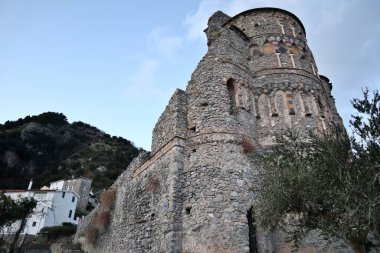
[124,58,159,98]
[183,0,223,40]
[124,58,175,102]
[149,28,183,57]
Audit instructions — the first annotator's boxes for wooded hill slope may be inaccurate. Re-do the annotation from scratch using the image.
[0,112,141,191]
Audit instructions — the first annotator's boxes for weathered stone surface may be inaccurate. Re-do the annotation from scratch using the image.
[75,7,359,253]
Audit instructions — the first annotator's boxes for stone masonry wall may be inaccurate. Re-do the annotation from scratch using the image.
[151,89,187,154]
[76,139,185,253]
[76,7,352,253]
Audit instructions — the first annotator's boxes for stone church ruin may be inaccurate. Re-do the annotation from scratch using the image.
[76,8,345,253]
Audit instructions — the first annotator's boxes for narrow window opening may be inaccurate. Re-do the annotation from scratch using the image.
[62,192,65,198]
[301,93,312,116]
[275,53,282,67]
[227,79,237,114]
[185,207,192,215]
[279,23,285,34]
[247,207,258,253]
[291,27,296,37]
[286,92,296,115]
[72,196,75,202]
[32,222,37,227]
[270,96,278,117]
[68,210,72,218]
[253,97,261,119]
[289,54,296,68]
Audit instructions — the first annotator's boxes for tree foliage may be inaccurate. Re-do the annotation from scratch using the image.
[0,192,37,227]
[255,89,380,253]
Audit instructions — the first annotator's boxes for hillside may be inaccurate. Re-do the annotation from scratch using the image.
[0,112,142,191]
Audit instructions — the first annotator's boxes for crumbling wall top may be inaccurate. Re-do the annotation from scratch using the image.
[151,89,187,154]
[222,7,306,35]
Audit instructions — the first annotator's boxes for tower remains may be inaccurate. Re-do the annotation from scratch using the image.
[76,8,346,253]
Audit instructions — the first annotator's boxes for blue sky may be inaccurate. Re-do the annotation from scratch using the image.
[1,0,379,150]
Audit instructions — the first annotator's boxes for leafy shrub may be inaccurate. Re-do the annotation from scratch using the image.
[40,224,77,240]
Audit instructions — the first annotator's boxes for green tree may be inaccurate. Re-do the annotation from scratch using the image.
[0,192,37,253]
[255,89,380,253]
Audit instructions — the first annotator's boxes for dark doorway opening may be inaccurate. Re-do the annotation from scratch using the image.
[247,206,258,253]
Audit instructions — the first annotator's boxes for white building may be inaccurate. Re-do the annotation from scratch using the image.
[50,177,92,213]
[1,189,78,235]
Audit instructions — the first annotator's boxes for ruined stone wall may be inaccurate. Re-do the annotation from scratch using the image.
[76,7,350,253]
[181,135,257,253]
[76,139,185,253]
[151,89,187,154]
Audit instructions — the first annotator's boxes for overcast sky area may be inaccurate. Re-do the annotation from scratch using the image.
[1,0,379,150]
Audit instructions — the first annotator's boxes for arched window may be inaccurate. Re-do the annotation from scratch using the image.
[227,79,237,115]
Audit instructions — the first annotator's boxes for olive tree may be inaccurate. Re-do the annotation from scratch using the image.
[255,89,380,253]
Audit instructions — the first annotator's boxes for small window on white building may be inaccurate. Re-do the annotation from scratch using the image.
[69,210,72,218]
[72,196,75,202]
[62,192,65,198]
[32,222,37,227]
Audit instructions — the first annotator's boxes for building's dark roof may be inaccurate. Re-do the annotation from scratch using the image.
[222,7,306,35]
